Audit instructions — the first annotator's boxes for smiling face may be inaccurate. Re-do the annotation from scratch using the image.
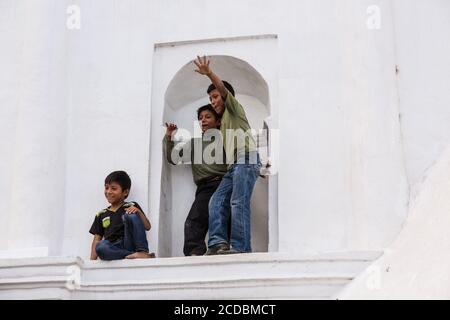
[104,182,129,206]
[208,89,225,115]
[198,109,220,133]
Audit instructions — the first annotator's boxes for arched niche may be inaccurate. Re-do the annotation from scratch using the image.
[157,55,276,257]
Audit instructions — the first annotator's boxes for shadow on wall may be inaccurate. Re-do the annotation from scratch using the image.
[159,55,272,257]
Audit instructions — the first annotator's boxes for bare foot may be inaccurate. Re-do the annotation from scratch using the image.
[125,252,156,259]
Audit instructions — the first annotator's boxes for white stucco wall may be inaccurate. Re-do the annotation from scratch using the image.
[338,145,450,299]
[1,0,449,261]
[392,0,450,195]
[0,1,69,256]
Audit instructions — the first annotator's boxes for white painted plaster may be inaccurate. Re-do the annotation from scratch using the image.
[338,145,450,299]
[0,2,448,289]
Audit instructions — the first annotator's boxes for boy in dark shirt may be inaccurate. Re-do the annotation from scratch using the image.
[164,104,228,255]
[89,171,155,260]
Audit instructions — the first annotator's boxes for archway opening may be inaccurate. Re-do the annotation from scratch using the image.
[158,55,272,257]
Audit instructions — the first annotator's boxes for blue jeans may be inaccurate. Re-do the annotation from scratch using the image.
[95,213,149,261]
[208,151,261,252]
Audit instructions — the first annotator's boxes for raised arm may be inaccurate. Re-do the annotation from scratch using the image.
[164,122,178,165]
[164,122,193,165]
[194,55,228,99]
[165,122,178,142]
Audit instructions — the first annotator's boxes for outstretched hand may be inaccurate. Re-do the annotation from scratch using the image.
[193,55,211,76]
[165,122,178,138]
[193,55,227,99]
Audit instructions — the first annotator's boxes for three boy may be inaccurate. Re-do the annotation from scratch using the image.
[89,55,259,259]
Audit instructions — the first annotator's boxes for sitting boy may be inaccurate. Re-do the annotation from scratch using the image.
[89,170,155,260]
[164,104,228,256]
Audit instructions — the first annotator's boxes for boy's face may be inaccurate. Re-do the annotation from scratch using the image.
[208,89,225,115]
[104,182,129,206]
[198,110,220,133]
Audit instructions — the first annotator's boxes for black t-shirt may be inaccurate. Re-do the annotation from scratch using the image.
[89,201,144,242]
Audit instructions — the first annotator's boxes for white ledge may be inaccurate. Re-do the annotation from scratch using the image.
[154,34,278,49]
[0,251,381,300]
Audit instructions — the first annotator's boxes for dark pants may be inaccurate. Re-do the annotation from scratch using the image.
[184,179,222,256]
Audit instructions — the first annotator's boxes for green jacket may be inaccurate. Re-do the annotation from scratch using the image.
[220,92,257,166]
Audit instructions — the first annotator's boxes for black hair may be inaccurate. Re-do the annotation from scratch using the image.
[105,171,131,194]
[207,80,235,97]
[197,104,220,120]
